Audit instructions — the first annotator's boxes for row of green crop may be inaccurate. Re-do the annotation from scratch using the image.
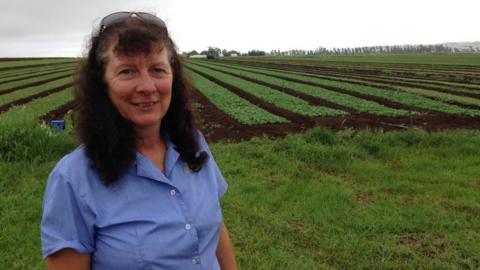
[185,64,346,117]
[219,58,480,85]
[276,64,480,93]
[233,63,480,104]
[222,62,480,106]
[0,76,73,107]
[0,69,74,92]
[0,64,77,84]
[218,60,480,93]
[203,61,480,116]
[342,71,480,92]
[0,58,76,70]
[289,67,480,93]
[189,61,413,117]
[185,70,287,124]
[398,87,480,107]
[0,88,74,125]
[222,54,480,67]
[0,62,76,81]
[220,56,480,74]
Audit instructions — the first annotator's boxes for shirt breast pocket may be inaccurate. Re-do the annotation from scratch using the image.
[92,216,144,269]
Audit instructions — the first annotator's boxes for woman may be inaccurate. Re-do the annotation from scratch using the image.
[41,12,237,270]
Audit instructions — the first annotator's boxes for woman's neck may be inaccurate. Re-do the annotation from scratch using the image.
[135,125,163,152]
[135,126,168,172]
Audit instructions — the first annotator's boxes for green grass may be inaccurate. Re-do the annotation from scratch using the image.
[216,128,480,269]
[1,125,480,269]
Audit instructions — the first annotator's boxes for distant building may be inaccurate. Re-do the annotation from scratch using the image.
[189,55,207,59]
[230,53,238,57]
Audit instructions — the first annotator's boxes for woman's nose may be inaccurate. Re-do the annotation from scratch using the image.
[135,71,156,93]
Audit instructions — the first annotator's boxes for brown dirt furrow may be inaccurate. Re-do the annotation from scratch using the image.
[203,113,480,142]
[38,100,77,123]
[436,101,480,110]
[311,113,480,131]
[185,66,313,124]
[0,73,73,96]
[0,83,72,113]
[189,62,355,113]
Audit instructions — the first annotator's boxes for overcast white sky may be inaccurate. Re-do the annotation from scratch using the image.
[0,0,479,57]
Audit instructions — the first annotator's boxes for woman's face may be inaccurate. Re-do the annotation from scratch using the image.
[103,42,173,131]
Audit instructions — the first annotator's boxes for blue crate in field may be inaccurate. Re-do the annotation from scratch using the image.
[50,120,65,132]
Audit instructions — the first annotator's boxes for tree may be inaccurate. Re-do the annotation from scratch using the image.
[207,47,221,59]
[187,50,199,56]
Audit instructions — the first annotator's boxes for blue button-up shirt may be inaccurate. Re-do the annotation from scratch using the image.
[41,133,227,269]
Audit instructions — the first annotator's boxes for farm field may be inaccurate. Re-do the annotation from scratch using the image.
[1,55,480,269]
[185,55,480,140]
[1,55,479,140]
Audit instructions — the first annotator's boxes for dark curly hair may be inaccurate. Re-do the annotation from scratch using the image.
[74,14,207,185]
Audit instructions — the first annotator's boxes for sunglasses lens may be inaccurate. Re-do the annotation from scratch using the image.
[137,12,166,27]
[100,12,165,31]
[100,12,130,29]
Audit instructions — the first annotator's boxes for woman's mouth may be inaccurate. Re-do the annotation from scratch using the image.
[131,101,158,108]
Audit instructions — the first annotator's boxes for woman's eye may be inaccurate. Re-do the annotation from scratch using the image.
[119,69,134,75]
[151,68,166,74]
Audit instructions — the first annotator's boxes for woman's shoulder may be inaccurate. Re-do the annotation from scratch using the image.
[194,130,209,151]
[49,145,94,183]
[54,144,88,168]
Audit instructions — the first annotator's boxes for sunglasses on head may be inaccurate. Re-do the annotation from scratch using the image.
[100,12,166,32]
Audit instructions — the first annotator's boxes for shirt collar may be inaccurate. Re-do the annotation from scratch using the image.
[163,133,180,178]
[134,132,180,184]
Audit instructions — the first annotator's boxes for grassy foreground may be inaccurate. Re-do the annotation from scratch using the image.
[1,124,479,269]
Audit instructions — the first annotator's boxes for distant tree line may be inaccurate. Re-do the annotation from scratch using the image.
[270,44,480,56]
[186,47,241,58]
[185,44,480,58]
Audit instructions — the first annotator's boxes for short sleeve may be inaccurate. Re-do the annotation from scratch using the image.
[212,157,228,199]
[196,131,228,199]
[40,169,95,258]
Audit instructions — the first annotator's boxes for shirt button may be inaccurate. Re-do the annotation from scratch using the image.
[170,189,176,196]
[185,223,192,230]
